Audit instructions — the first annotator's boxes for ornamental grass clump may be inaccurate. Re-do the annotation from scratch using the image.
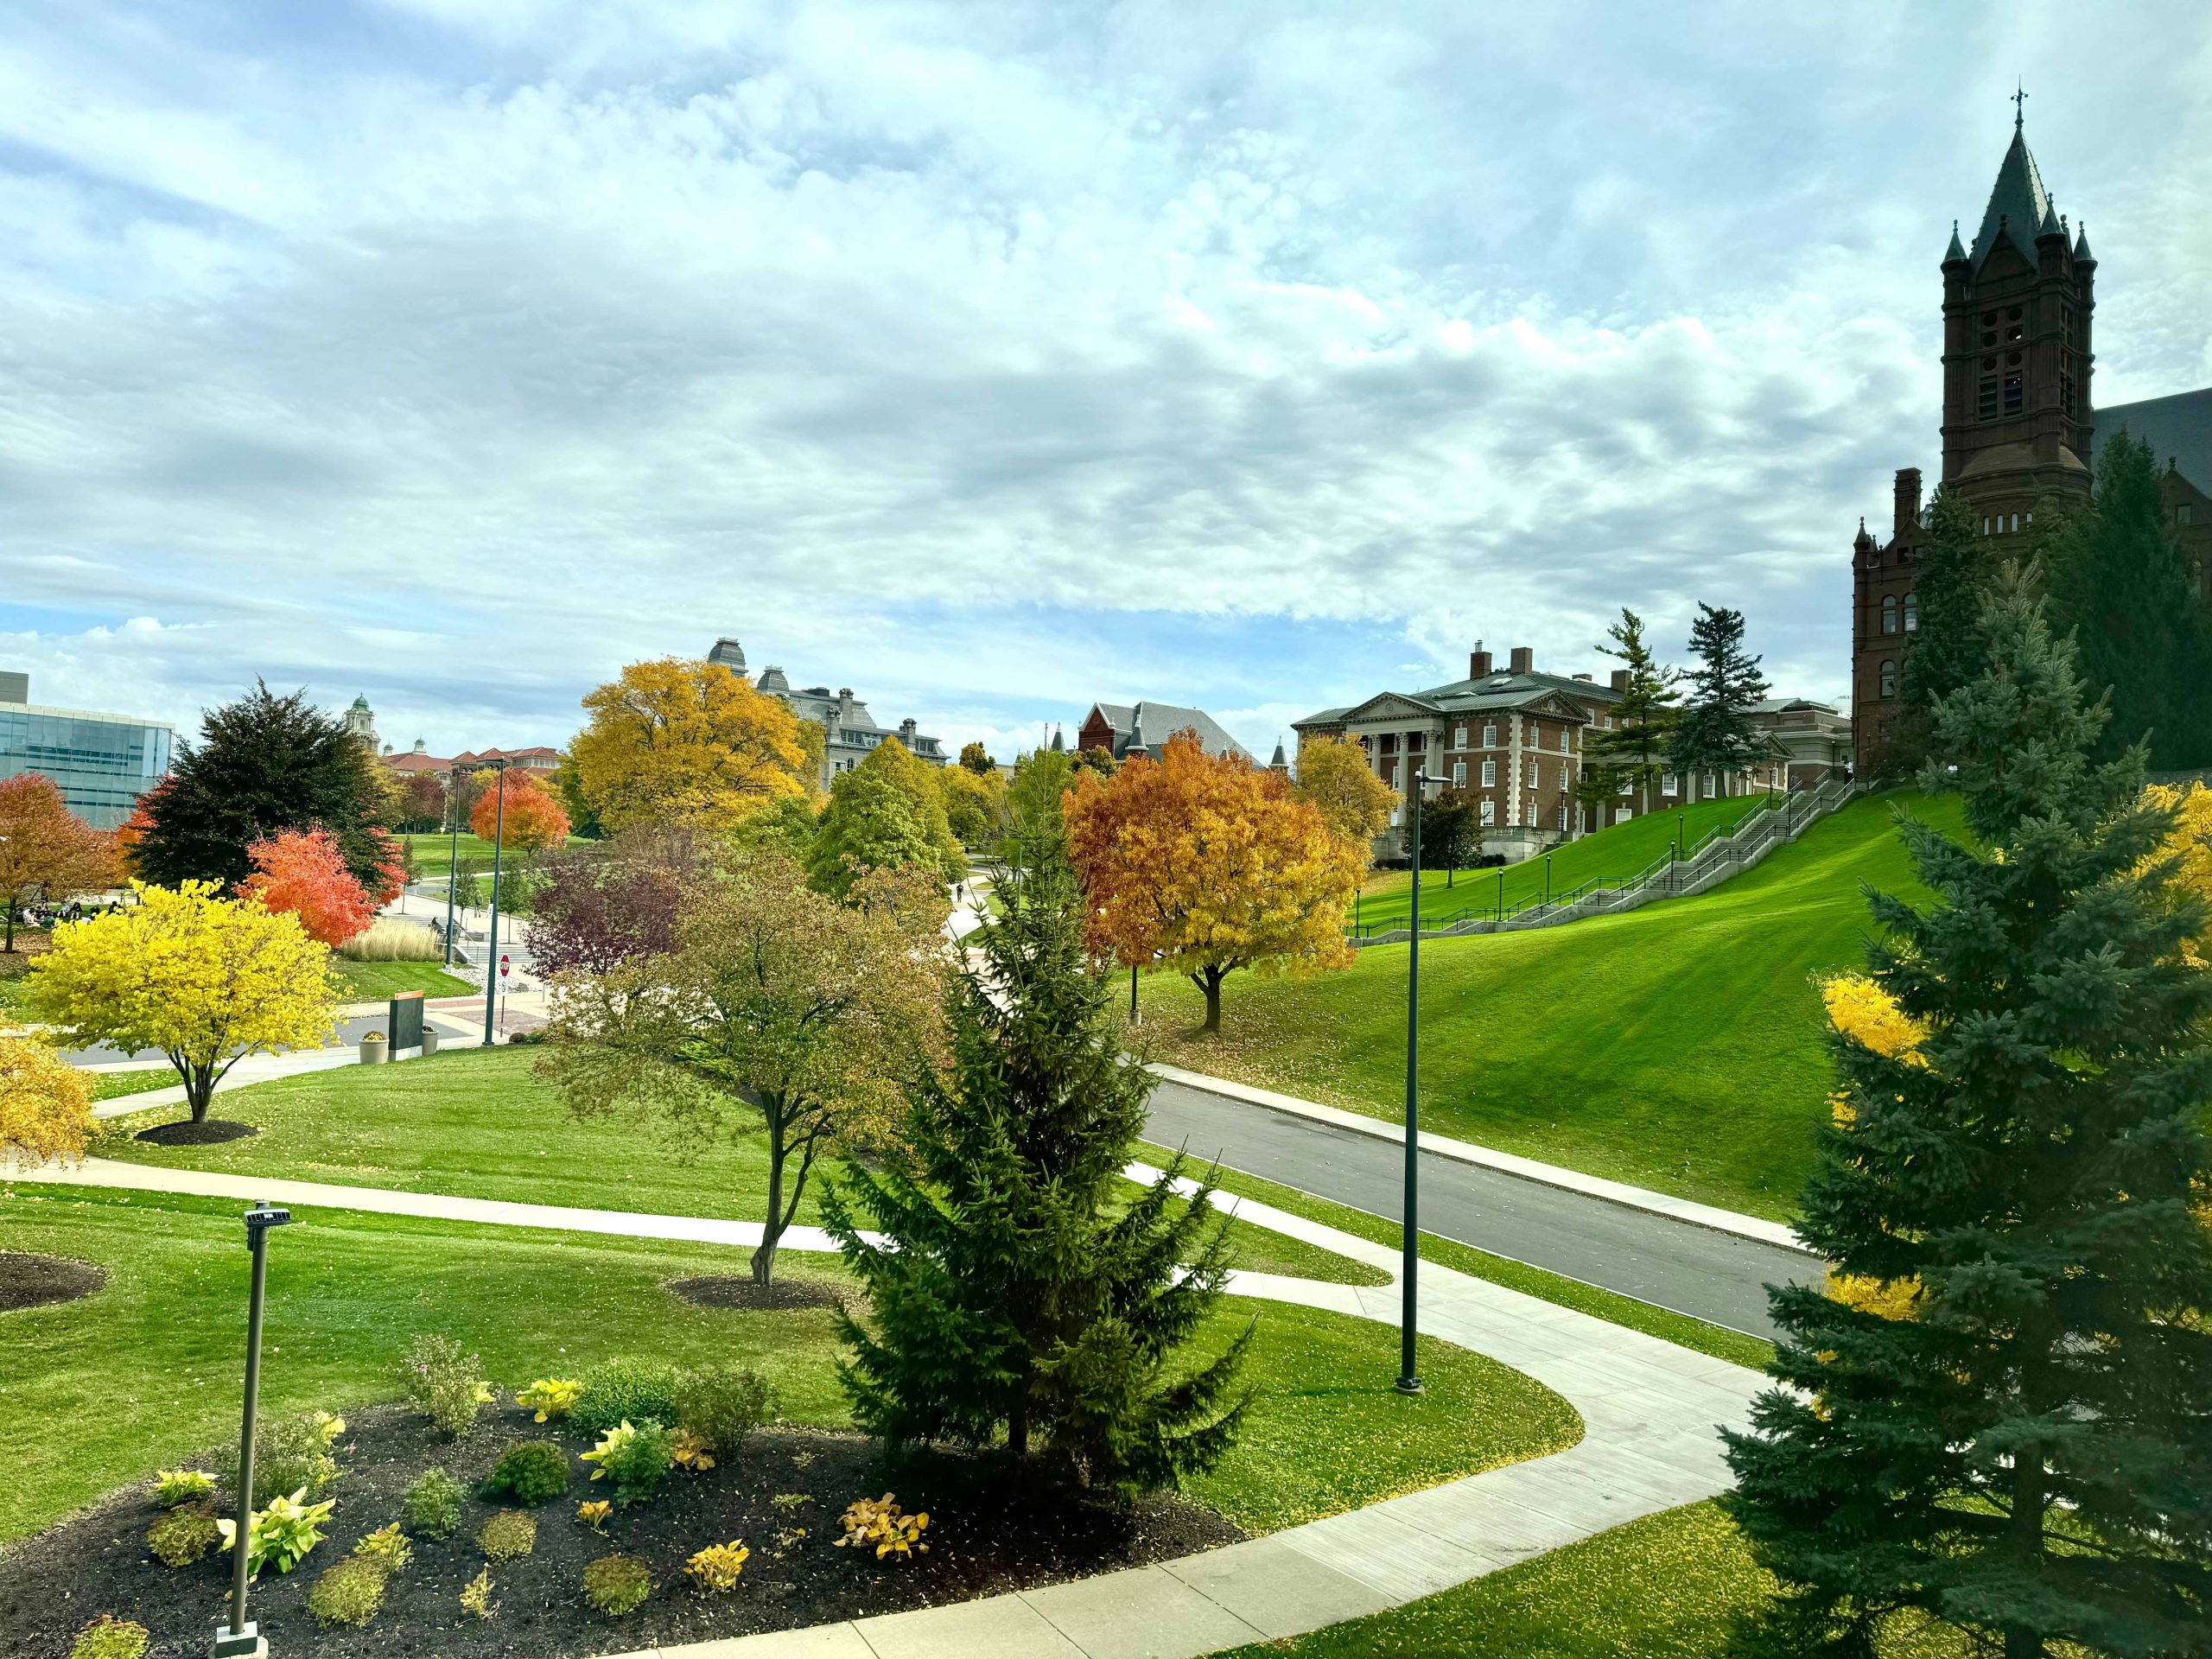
[484,1440,570,1506]
[307,1556,388,1629]
[583,1553,654,1617]
[403,1467,464,1540]
[68,1617,149,1659]
[402,1334,493,1439]
[478,1510,537,1562]
[582,1421,672,1507]
[832,1494,929,1560]
[684,1540,750,1593]
[146,1503,221,1567]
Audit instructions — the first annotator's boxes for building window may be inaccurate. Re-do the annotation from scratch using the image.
[1558,729,1570,753]
[1452,760,1465,786]
[1453,724,1467,748]
[1479,798,1495,827]
[1557,801,1567,830]
[1481,759,1496,788]
[1703,770,1717,797]
[1903,591,1918,632]
[1881,594,1898,633]
[2179,504,2194,527]
[1617,775,1632,795]
[1558,764,1570,791]
[1661,771,1677,795]
[1380,733,1396,754]
[1879,658,1897,698]
[1408,730,1424,752]
[1482,721,1497,747]
[1978,376,1999,421]
[1527,759,1541,788]
[2003,374,2024,416]
[1525,804,1537,827]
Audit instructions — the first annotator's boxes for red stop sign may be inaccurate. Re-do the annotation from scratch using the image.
[499,955,511,978]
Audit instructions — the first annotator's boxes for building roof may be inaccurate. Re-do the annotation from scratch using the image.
[1088,701,1254,763]
[380,745,562,773]
[1296,667,1622,732]
[1968,120,2055,270]
[2094,389,2212,493]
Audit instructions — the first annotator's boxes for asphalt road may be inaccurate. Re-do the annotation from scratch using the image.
[1145,1077,1817,1338]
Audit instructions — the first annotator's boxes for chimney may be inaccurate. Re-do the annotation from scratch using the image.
[1572,672,1592,682]
[1610,669,1631,692]
[1509,646,1534,674]
[1469,648,1493,678]
[1893,467,1922,537]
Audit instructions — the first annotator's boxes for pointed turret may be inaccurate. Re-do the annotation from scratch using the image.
[1123,708,1148,760]
[1943,219,1967,264]
[2072,220,2094,266]
[1854,516,1874,553]
[1268,737,1288,775]
[1968,119,2054,270]
[1049,724,1065,753]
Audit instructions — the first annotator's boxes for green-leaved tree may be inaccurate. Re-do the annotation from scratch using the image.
[1668,603,1770,791]
[1576,607,1679,817]
[1723,561,2212,1658]
[804,737,964,899]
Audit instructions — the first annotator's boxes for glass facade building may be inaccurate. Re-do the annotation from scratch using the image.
[0,698,175,830]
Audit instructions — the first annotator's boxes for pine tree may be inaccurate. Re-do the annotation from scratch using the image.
[820,816,1250,1498]
[131,682,391,893]
[1576,607,1680,814]
[1723,561,2212,1658]
[1668,603,1770,789]
[2047,431,2212,770]
[1890,483,1990,775]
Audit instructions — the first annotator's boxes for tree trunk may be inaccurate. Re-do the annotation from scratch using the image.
[187,1061,214,1123]
[1198,969,1224,1033]
[753,1111,785,1286]
[3,897,15,953]
[2005,1440,2047,1659]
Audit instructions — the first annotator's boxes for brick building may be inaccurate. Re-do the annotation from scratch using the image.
[1853,111,2212,774]
[1076,701,1253,764]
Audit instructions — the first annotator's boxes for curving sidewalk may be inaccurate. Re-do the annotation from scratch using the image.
[8,1157,1767,1659]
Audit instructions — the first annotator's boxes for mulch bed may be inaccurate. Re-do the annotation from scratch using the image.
[0,1402,1243,1659]
[665,1275,847,1313]
[134,1121,257,1147]
[0,1254,105,1313]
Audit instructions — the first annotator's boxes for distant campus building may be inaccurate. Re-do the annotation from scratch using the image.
[0,670,175,830]
[707,638,948,788]
[1076,702,1254,764]
[1852,110,2212,773]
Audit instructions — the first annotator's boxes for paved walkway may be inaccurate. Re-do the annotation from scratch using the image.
[12,1154,1765,1659]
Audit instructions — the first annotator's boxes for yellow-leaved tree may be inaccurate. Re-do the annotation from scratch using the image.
[0,1034,97,1167]
[1065,730,1362,1033]
[568,658,818,836]
[27,881,340,1123]
[1290,734,1398,857]
[1818,970,1934,1320]
[2141,779,2212,967]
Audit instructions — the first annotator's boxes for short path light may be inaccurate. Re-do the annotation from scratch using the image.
[213,1200,292,1659]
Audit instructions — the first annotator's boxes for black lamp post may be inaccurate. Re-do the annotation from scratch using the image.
[441,766,462,969]
[481,760,509,1048]
[1398,766,1440,1395]
[213,1200,291,1659]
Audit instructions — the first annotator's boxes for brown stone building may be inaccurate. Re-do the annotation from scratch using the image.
[1853,112,2212,773]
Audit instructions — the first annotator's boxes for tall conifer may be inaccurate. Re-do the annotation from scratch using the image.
[1669,603,1770,786]
[1724,562,2212,1657]
[1577,607,1679,813]
[822,808,1249,1497]
[1891,482,1989,774]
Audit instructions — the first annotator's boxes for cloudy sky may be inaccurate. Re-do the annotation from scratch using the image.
[4,1,2209,763]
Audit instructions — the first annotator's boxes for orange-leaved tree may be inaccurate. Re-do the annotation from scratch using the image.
[0,772,118,953]
[237,826,377,945]
[470,769,571,852]
[1065,730,1362,1033]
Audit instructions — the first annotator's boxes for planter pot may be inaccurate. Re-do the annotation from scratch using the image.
[359,1034,389,1065]
[420,1027,440,1057]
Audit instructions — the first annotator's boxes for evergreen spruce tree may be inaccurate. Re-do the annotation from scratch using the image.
[1576,607,1680,813]
[820,810,1250,1498]
[132,681,391,891]
[1891,483,1991,774]
[2047,431,2212,769]
[1668,603,1770,789]
[1723,561,2212,1658]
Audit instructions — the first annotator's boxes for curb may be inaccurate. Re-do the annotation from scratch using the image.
[1147,1063,1819,1259]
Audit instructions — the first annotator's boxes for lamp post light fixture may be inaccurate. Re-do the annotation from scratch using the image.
[481,760,510,1048]
[213,1200,292,1659]
[1397,766,1441,1395]
[441,766,463,969]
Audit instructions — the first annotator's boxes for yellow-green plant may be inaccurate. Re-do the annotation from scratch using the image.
[153,1469,215,1508]
[460,1567,499,1619]
[577,1500,613,1532]
[146,1503,221,1567]
[68,1616,149,1659]
[478,1510,537,1562]
[219,1489,334,1577]
[307,1557,387,1628]
[832,1493,929,1560]
[352,1522,412,1574]
[668,1427,716,1471]
[684,1540,750,1593]
[582,1553,653,1617]
[582,1420,672,1507]
[516,1376,583,1423]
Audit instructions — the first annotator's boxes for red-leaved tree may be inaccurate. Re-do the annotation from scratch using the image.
[364,828,406,906]
[237,826,377,945]
[0,773,118,952]
[528,822,711,977]
[470,770,570,851]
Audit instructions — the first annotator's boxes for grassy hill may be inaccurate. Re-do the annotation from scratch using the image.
[1354,791,1780,931]
[1140,789,1969,1221]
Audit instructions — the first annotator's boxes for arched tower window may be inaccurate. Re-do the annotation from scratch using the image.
[1902,592,1919,632]
[1879,659,1897,699]
[1881,594,1899,634]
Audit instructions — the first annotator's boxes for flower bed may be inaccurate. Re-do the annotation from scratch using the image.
[0,1400,1242,1658]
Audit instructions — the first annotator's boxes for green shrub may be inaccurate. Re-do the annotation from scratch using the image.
[676,1364,775,1454]
[147,1502,221,1567]
[484,1440,570,1507]
[308,1556,388,1628]
[573,1357,681,1434]
[478,1510,537,1562]
[227,1410,344,1507]
[352,1522,412,1573]
[401,1334,493,1439]
[583,1553,654,1617]
[153,1469,215,1508]
[582,1421,673,1508]
[220,1488,333,1576]
[69,1617,149,1659]
[404,1467,465,1541]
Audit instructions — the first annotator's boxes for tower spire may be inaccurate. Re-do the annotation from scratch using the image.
[2012,79,2027,130]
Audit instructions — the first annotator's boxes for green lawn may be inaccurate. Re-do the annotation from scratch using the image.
[332,959,475,1001]
[1203,1499,1971,1658]
[400,830,588,878]
[1141,790,1968,1221]
[1353,792,1781,932]
[0,1185,1576,1543]
[98,1048,1381,1286]
[88,1068,181,1103]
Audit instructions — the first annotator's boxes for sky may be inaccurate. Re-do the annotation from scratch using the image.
[3,2,2209,766]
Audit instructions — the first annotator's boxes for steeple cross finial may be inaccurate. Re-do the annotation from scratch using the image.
[2012,80,2028,129]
